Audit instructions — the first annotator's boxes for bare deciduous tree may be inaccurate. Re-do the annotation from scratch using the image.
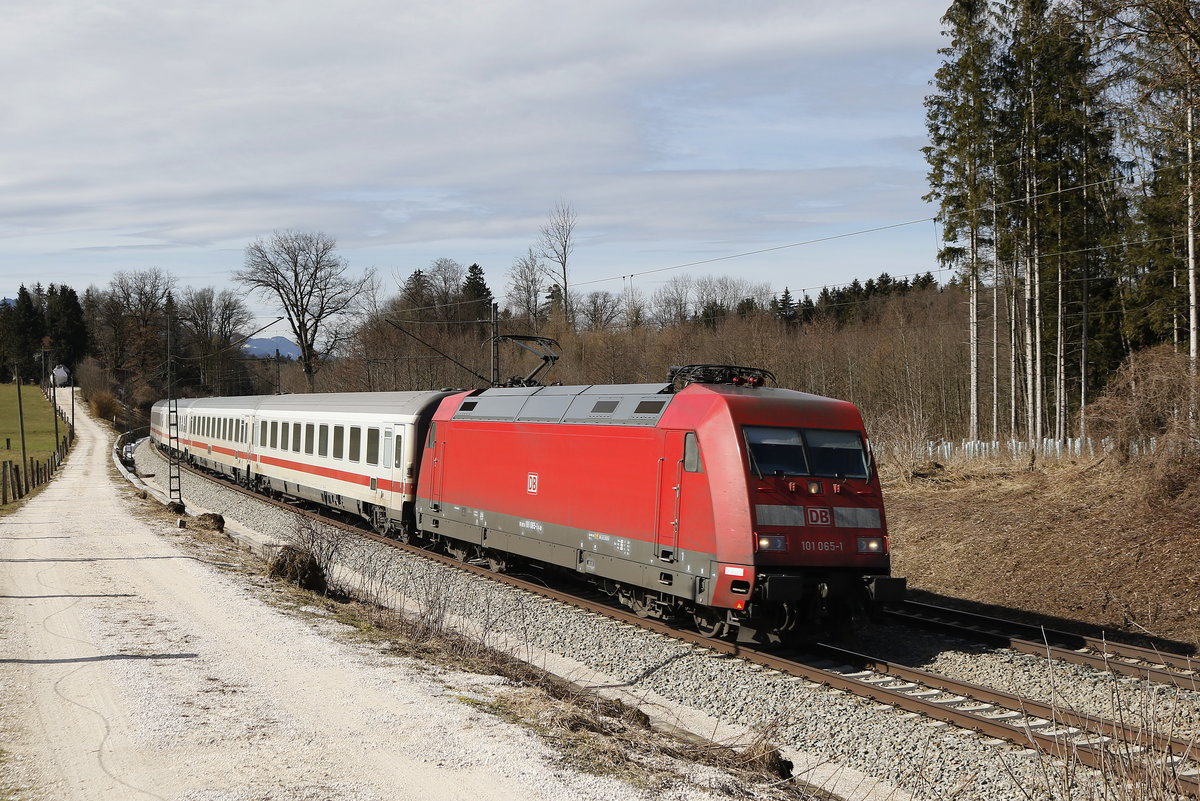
[235,230,371,392]
[538,200,577,329]
[505,248,547,328]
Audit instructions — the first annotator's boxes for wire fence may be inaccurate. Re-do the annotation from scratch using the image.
[876,435,1174,467]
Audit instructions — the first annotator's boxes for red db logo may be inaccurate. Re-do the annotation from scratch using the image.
[527,473,539,494]
[806,507,832,526]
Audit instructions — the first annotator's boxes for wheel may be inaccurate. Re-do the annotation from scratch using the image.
[692,608,730,639]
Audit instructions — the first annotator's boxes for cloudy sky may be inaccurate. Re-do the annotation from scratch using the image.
[2,0,950,332]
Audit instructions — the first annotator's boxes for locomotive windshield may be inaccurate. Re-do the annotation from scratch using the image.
[743,426,869,479]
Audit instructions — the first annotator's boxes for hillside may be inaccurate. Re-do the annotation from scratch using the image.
[884,460,1200,652]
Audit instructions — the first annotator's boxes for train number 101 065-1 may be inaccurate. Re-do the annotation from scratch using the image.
[800,540,843,552]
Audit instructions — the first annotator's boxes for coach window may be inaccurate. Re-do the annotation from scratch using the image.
[366,428,380,466]
[333,425,344,459]
[221,418,227,441]
[269,421,277,449]
[394,434,404,468]
[305,423,315,455]
[281,422,290,451]
[259,421,267,446]
[293,423,302,453]
[319,424,329,457]
[349,427,361,462]
[683,432,703,473]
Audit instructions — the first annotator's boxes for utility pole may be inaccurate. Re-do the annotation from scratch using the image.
[15,369,28,495]
[491,302,500,386]
[166,301,182,504]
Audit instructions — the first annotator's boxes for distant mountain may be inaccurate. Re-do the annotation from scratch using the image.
[243,336,301,359]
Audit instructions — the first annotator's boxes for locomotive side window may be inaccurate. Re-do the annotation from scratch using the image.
[683,432,703,473]
[281,422,290,451]
[366,428,380,465]
[270,421,278,449]
[319,424,329,457]
[349,427,361,462]
[804,429,869,479]
[305,424,315,455]
[333,426,344,459]
[743,426,808,476]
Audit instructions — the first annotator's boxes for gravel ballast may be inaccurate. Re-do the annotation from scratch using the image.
[134,443,1200,801]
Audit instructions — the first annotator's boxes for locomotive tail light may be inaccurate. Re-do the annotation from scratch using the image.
[857,537,885,554]
[756,534,787,552]
[807,480,823,495]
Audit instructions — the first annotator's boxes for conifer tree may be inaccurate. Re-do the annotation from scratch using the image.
[925,0,997,440]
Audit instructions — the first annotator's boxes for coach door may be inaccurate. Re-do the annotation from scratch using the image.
[655,431,685,562]
[387,425,406,498]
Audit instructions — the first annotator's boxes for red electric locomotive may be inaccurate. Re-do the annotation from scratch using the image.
[415,365,903,642]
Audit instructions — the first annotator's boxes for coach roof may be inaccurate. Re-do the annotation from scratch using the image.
[178,391,456,417]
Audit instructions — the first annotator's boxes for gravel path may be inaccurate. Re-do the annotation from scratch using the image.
[132,433,1200,801]
[0,394,745,801]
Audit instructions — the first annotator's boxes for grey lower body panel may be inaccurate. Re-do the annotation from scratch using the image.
[417,499,714,604]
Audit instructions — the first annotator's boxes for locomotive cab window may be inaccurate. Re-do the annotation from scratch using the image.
[744,426,807,476]
[742,426,869,479]
[683,432,703,473]
[804,429,869,479]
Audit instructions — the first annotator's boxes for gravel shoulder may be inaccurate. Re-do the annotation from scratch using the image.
[0,395,735,801]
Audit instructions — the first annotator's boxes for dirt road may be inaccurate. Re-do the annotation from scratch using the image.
[0,395,692,801]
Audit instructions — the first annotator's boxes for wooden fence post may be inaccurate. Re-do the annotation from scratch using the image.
[2,461,8,505]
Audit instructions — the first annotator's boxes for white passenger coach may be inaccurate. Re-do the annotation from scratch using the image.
[150,392,455,533]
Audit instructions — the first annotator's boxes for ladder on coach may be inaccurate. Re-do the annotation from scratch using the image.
[167,397,182,504]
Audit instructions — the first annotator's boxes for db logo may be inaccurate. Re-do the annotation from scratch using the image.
[805,507,833,526]
[527,473,539,495]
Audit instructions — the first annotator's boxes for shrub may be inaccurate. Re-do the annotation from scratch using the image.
[88,391,120,423]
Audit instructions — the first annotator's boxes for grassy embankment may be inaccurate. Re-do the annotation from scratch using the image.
[885,459,1200,652]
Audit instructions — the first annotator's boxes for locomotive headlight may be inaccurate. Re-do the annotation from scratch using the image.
[756,534,787,552]
[857,537,885,554]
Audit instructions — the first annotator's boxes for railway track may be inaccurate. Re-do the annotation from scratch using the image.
[168,455,1200,798]
[886,600,1200,691]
